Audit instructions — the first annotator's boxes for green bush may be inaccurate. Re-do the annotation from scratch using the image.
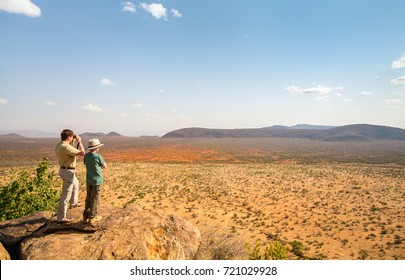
[0,158,59,221]
[290,240,305,259]
[246,239,288,260]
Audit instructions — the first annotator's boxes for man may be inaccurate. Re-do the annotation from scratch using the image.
[55,129,85,223]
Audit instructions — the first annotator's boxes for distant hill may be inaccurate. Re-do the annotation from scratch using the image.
[0,133,26,138]
[291,124,336,130]
[162,124,405,141]
[79,131,123,138]
[313,124,405,141]
[162,126,323,138]
[0,130,56,138]
[79,132,105,138]
[107,131,122,137]
[0,130,126,138]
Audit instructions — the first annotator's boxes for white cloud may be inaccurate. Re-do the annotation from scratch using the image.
[171,8,182,18]
[125,3,182,20]
[101,78,115,86]
[0,0,41,17]
[44,101,56,106]
[390,76,405,85]
[384,99,401,108]
[286,84,345,104]
[343,98,353,102]
[392,55,405,69]
[361,91,373,96]
[121,2,136,13]
[140,3,167,19]
[286,84,333,95]
[0,98,8,104]
[83,104,104,112]
[131,102,143,108]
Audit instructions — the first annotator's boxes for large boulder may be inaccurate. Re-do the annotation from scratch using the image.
[0,211,53,247]
[0,242,10,260]
[18,205,201,260]
[0,211,54,247]
[0,211,54,259]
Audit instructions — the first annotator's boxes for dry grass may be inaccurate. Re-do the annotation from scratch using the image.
[103,162,405,259]
[0,137,404,259]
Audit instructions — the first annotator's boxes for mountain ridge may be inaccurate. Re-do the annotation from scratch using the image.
[0,130,124,138]
[0,133,26,138]
[162,124,405,141]
[0,130,56,138]
[79,131,123,138]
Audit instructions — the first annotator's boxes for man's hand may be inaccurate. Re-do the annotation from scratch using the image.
[74,135,85,155]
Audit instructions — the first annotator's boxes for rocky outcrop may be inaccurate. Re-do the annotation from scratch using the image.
[0,205,200,260]
[0,211,54,247]
[0,242,10,260]
[0,211,54,259]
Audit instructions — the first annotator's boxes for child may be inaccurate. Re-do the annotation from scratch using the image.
[83,139,107,224]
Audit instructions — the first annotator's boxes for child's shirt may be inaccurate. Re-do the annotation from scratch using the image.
[84,152,105,185]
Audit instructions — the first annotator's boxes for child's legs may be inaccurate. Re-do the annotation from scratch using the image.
[88,184,101,218]
[83,184,92,219]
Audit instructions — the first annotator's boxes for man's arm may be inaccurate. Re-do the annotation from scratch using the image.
[74,135,85,156]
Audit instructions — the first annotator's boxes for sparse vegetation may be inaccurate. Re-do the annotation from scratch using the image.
[245,239,288,260]
[195,230,245,260]
[0,137,404,259]
[0,158,59,221]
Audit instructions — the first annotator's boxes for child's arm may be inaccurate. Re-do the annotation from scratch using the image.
[98,154,107,169]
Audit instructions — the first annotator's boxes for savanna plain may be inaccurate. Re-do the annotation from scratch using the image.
[0,136,404,260]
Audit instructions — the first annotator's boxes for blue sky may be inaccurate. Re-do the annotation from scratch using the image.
[1,0,405,136]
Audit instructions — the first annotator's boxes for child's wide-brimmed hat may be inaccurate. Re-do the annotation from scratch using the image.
[87,139,104,150]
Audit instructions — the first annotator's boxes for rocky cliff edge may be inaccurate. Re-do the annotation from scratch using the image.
[0,205,201,260]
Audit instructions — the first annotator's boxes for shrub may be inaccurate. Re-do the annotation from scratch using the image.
[0,158,59,221]
[195,230,245,260]
[246,239,288,260]
[359,249,368,260]
[290,240,306,259]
